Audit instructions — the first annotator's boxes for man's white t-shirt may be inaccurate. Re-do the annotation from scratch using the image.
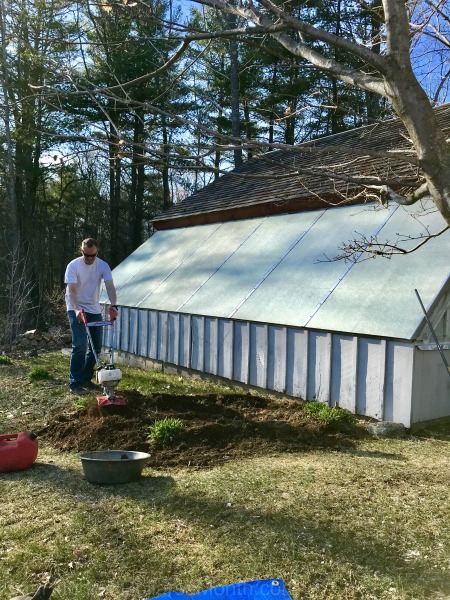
[64,257,113,313]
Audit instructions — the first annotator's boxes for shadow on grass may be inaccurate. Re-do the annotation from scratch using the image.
[6,455,446,599]
[337,448,407,461]
[3,460,175,496]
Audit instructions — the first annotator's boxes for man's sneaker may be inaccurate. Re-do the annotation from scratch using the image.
[83,380,100,391]
[70,386,87,396]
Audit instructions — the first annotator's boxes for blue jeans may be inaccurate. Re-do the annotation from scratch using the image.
[68,311,103,389]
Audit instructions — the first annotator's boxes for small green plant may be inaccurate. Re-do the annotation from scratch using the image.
[0,355,12,365]
[28,367,50,381]
[73,397,90,410]
[305,401,356,428]
[148,417,184,446]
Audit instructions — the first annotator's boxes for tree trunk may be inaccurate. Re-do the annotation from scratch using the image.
[0,0,19,251]
[161,114,171,209]
[385,72,450,225]
[268,63,278,145]
[109,121,121,266]
[243,102,253,159]
[381,0,450,225]
[365,0,383,121]
[228,15,242,168]
[128,108,145,253]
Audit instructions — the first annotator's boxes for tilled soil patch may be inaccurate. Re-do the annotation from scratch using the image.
[37,390,367,469]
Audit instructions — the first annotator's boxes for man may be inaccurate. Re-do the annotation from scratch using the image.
[64,238,118,395]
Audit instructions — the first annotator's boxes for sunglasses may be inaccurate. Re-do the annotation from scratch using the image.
[83,252,97,258]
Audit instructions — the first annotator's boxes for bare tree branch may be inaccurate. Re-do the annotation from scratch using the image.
[381,181,431,206]
[321,224,449,263]
[194,0,387,95]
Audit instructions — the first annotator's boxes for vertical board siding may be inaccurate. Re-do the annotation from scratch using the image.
[120,307,129,352]
[330,335,358,412]
[218,320,234,380]
[204,318,219,375]
[267,325,287,393]
[307,331,332,402]
[122,308,416,425]
[191,316,205,372]
[148,311,158,359]
[157,312,168,362]
[286,329,308,398]
[386,342,414,425]
[356,338,386,420]
[249,323,268,388]
[411,347,450,424]
[137,310,148,357]
[233,321,250,383]
[129,309,138,355]
[179,314,191,368]
[168,313,180,365]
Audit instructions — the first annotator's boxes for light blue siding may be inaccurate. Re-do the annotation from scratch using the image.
[218,319,234,380]
[114,308,421,425]
[168,313,180,365]
[179,314,191,368]
[137,310,148,357]
[267,325,287,393]
[307,331,332,402]
[356,338,386,420]
[249,323,268,388]
[385,342,413,423]
[191,316,205,372]
[233,321,250,383]
[205,318,219,375]
[286,329,308,398]
[119,307,129,352]
[148,311,158,359]
[330,335,358,412]
[157,312,168,362]
[129,309,138,355]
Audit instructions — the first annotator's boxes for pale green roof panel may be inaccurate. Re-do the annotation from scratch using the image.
[112,224,222,307]
[307,204,450,337]
[112,200,449,340]
[138,218,264,311]
[231,204,393,327]
[180,212,323,318]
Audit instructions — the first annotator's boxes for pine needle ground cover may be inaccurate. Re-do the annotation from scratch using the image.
[1,352,449,600]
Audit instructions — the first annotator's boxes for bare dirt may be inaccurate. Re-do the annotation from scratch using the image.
[37,390,368,470]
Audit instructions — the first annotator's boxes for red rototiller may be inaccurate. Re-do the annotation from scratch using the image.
[81,308,127,407]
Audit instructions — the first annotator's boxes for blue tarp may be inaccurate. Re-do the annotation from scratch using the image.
[146,579,292,600]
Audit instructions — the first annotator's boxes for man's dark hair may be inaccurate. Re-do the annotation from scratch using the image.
[81,238,98,249]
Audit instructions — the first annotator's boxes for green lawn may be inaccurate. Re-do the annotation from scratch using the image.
[1,352,449,600]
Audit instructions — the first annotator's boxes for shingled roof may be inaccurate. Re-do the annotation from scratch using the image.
[153,103,450,230]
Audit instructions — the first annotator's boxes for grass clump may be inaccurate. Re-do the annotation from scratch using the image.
[305,400,356,427]
[73,396,90,411]
[28,367,50,381]
[148,417,184,446]
[0,355,12,365]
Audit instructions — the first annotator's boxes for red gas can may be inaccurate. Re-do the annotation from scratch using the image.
[0,431,39,473]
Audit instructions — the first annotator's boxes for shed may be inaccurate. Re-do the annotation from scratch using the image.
[103,105,450,427]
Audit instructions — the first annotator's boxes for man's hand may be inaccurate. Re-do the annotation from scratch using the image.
[75,309,84,323]
[109,306,119,321]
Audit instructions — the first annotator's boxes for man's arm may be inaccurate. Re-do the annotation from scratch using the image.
[105,280,118,319]
[67,283,84,323]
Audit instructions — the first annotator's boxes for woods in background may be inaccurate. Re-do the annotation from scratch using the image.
[0,0,448,342]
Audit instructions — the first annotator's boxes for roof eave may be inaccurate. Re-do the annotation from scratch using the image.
[152,194,373,230]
